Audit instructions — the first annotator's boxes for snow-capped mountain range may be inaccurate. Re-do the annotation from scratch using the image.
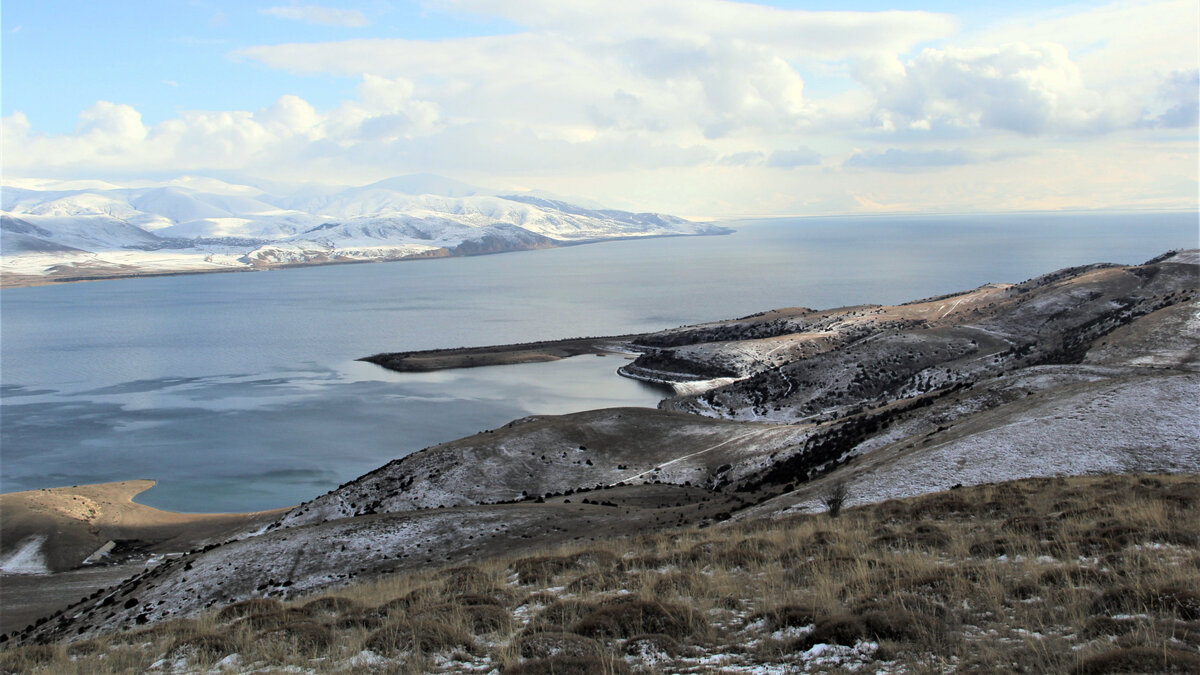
[0,175,729,285]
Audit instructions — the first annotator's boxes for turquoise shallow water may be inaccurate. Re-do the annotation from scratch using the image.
[2,211,1195,511]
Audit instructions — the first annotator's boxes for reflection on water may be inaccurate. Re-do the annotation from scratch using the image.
[2,212,1195,511]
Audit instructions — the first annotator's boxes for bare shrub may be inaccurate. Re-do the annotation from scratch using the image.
[823,481,849,518]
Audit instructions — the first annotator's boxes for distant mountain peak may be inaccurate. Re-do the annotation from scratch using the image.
[359,174,485,198]
[0,175,731,286]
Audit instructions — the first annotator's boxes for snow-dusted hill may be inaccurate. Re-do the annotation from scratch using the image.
[0,175,729,285]
[9,252,1198,645]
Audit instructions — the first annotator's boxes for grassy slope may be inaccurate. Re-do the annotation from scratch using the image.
[3,474,1197,674]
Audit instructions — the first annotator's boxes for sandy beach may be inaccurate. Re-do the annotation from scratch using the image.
[0,480,285,633]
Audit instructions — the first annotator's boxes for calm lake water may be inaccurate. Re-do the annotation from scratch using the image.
[2,212,1196,511]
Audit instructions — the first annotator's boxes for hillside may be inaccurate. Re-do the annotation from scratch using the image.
[0,176,729,286]
[3,475,1197,673]
[2,251,1197,661]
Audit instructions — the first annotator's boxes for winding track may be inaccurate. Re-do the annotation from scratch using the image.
[609,427,781,486]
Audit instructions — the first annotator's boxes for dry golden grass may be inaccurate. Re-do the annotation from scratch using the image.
[2,473,1197,673]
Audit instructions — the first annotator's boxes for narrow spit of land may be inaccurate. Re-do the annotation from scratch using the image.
[359,335,647,372]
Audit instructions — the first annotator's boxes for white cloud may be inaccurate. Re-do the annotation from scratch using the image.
[75,101,149,144]
[232,3,954,141]
[262,5,369,28]
[856,42,1141,136]
[2,82,435,176]
[973,0,1199,86]
[1146,69,1199,128]
[3,0,1195,216]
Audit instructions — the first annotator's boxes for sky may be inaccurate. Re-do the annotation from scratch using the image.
[2,0,1197,217]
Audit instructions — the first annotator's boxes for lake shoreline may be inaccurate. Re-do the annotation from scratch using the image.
[0,480,288,634]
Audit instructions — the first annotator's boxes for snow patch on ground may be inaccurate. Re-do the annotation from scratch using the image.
[789,373,1200,514]
[0,536,50,575]
[673,377,742,396]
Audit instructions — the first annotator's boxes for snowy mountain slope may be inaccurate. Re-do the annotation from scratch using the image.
[0,216,84,254]
[0,175,728,285]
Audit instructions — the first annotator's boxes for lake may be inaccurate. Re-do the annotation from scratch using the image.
[2,211,1195,511]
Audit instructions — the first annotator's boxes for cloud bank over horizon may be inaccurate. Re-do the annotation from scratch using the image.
[3,0,1196,217]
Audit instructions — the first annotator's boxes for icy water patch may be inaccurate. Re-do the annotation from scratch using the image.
[0,357,663,512]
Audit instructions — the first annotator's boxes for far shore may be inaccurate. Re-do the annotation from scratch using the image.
[0,229,735,290]
[359,334,648,372]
